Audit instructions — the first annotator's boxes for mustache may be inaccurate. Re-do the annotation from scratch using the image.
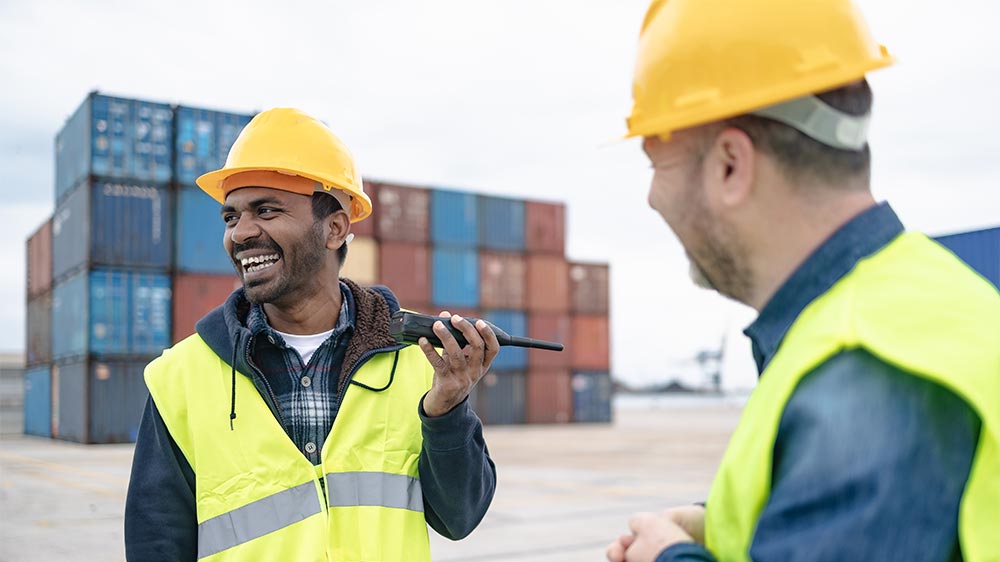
[232,241,282,260]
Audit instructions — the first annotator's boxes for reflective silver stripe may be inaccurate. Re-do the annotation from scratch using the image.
[326,472,423,512]
[197,481,321,559]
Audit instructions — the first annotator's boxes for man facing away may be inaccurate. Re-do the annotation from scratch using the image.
[606,0,1000,560]
[126,108,498,561]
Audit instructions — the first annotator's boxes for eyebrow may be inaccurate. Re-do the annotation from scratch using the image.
[221,196,284,214]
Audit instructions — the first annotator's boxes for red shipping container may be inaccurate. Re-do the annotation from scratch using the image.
[528,313,571,369]
[351,180,379,238]
[27,219,53,298]
[526,369,573,423]
[173,274,242,343]
[480,251,526,309]
[525,201,565,255]
[570,262,610,314]
[526,255,570,312]
[571,315,610,370]
[376,182,429,242]
[379,242,431,309]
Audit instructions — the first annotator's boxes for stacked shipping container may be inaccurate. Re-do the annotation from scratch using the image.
[26,92,613,442]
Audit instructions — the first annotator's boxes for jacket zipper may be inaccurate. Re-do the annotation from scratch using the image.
[243,335,289,431]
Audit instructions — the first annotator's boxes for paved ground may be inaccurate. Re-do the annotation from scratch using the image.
[0,396,743,562]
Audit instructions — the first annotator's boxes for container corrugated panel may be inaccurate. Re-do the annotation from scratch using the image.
[570,262,610,313]
[52,271,88,360]
[351,181,378,238]
[27,219,53,298]
[478,196,525,251]
[376,183,430,242]
[471,372,526,425]
[480,251,526,309]
[571,315,610,370]
[432,247,479,308]
[483,310,528,371]
[431,189,478,247]
[23,366,52,437]
[379,242,431,307]
[526,369,573,424]
[89,360,150,443]
[26,294,52,366]
[53,180,173,280]
[528,313,571,369]
[175,185,231,274]
[174,106,253,185]
[526,255,570,312]
[935,227,1000,290]
[54,360,87,442]
[55,93,173,201]
[525,201,565,255]
[572,372,612,423]
[340,236,379,286]
[173,274,241,343]
[129,272,173,355]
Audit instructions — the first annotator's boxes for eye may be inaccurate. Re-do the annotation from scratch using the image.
[222,213,238,225]
[258,207,279,217]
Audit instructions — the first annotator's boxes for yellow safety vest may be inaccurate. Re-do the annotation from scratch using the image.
[145,335,435,562]
[705,232,1000,562]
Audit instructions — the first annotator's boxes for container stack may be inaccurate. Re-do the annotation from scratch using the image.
[26,92,612,443]
[934,226,1000,291]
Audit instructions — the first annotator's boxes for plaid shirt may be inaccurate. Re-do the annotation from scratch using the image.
[247,283,354,465]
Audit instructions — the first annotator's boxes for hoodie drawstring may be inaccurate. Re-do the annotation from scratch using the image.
[230,343,238,431]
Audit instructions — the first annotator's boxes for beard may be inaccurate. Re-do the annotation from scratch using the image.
[235,222,328,305]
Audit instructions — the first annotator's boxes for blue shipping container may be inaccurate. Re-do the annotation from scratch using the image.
[432,247,479,308]
[471,372,526,425]
[572,372,613,423]
[483,310,528,371]
[52,179,173,280]
[52,269,172,359]
[431,189,478,247]
[478,196,525,251]
[55,93,173,201]
[24,366,52,437]
[175,185,232,274]
[175,106,253,185]
[54,361,86,442]
[935,227,1000,290]
[54,359,151,444]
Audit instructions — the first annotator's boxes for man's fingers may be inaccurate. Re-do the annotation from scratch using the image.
[433,321,466,370]
[417,337,447,371]
[628,512,654,534]
[477,320,500,366]
[438,310,451,318]
[451,315,485,358]
[606,537,628,562]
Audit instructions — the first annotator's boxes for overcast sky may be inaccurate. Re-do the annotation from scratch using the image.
[1,0,997,389]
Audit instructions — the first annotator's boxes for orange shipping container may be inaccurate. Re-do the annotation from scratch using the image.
[340,235,378,285]
[173,274,242,343]
[27,219,53,298]
[570,263,610,314]
[525,201,565,255]
[571,315,610,370]
[526,369,573,423]
[378,242,431,308]
[480,251,526,309]
[376,182,429,242]
[528,313,571,369]
[526,255,570,312]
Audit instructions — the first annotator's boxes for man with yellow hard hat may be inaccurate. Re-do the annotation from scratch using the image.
[607,0,1000,561]
[125,108,498,561]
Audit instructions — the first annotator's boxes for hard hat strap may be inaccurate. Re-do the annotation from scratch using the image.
[751,95,870,151]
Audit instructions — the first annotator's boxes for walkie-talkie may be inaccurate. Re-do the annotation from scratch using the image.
[390,310,564,351]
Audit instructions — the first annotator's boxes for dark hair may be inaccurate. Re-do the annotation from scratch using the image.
[311,194,349,266]
[724,79,873,186]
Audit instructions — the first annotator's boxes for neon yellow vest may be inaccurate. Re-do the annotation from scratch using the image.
[144,335,435,562]
[705,232,1000,562]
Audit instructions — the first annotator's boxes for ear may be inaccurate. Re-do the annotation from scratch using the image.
[703,127,755,208]
[324,210,352,251]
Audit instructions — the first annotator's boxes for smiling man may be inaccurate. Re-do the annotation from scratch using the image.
[125,108,498,562]
[606,0,1000,561]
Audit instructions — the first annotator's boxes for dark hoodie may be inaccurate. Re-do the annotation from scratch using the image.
[125,280,496,562]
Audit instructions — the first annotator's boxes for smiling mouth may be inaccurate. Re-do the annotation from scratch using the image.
[240,253,280,274]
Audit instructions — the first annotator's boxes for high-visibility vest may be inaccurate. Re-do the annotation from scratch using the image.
[705,232,1000,562]
[145,334,435,562]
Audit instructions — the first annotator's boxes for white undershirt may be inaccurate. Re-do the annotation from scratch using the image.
[274,328,336,365]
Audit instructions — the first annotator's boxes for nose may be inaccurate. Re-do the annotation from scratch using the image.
[229,213,261,245]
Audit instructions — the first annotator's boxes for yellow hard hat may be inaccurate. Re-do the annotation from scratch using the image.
[626,0,894,141]
[197,108,372,222]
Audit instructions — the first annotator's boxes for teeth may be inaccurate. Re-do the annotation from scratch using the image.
[240,253,279,267]
[246,261,277,273]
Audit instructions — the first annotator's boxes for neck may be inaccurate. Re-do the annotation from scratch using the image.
[263,282,343,335]
[745,190,877,311]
